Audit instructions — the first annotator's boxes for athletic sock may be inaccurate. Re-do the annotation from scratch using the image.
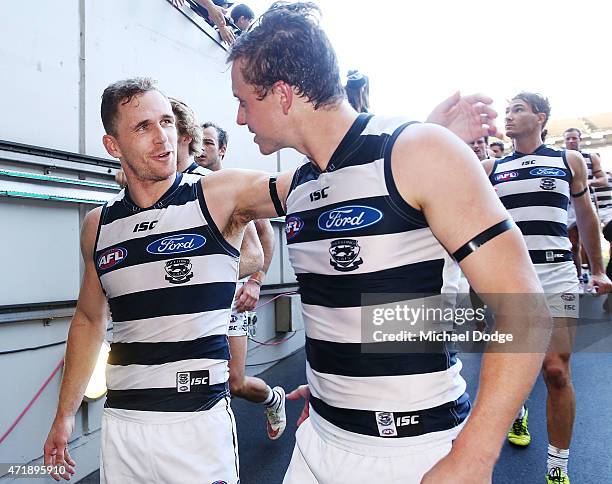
[547,444,569,475]
[516,405,526,420]
[263,385,280,408]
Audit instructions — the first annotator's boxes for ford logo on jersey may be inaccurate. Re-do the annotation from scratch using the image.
[317,205,383,232]
[494,171,519,182]
[146,234,206,255]
[97,247,127,270]
[530,167,566,177]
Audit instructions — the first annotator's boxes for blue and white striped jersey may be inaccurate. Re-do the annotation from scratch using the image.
[284,114,469,439]
[490,145,573,265]
[94,173,239,412]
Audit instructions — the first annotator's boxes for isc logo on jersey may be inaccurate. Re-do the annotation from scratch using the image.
[318,205,383,231]
[97,247,127,270]
[146,234,206,255]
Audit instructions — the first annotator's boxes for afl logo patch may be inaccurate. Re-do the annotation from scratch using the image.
[494,171,519,182]
[329,239,363,272]
[147,233,206,255]
[285,215,304,240]
[97,247,127,270]
[318,205,383,232]
[530,167,566,177]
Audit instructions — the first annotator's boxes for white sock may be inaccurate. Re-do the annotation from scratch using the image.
[516,405,526,420]
[263,386,279,408]
[547,444,569,475]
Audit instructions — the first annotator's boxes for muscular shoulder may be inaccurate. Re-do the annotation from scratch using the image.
[81,206,103,259]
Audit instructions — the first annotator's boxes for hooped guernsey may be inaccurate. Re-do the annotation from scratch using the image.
[94,172,239,412]
[284,114,470,439]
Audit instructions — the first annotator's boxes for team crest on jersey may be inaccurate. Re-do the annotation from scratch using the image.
[318,205,383,232]
[494,171,519,182]
[97,247,127,270]
[375,411,397,437]
[285,215,304,240]
[540,177,557,191]
[530,167,566,177]
[164,258,194,284]
[147,233,206,255]
[329,239,363,272]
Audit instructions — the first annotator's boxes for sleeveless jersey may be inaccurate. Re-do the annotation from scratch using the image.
[94,173,239,412]
[284,114,469,439]
[594,173,612,225]
[183,161,212,176]
[490,145,573,265]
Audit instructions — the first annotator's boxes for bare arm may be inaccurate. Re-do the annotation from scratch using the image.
[589,153,607,188]
[568,150,612,292]
[238,222,263,279]
[202,168,294,229]
[44,207,109,480]
[234,219,276,312]
[252,219,276,280]
[392,124,551,482]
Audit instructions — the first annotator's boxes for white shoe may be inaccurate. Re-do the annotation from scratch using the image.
[266,386,286,440]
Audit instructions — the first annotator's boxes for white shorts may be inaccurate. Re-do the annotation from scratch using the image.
[228,282,248,337]
[282,408,463,484]
[100,397,239,484]
[536,262,580,319]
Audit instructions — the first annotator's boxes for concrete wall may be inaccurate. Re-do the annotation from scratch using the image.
[0,1,304,481]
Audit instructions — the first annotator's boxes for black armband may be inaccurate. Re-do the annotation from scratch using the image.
[269,176,286,216]
[570,186,589,198]
[452,219,513,263]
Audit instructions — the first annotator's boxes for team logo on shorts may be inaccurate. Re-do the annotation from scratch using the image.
[285,215,304,240]
[540,177,556,191]
[97,247,127,270]
[211,481,228,484]
[329,239,363,272]
[164,258,193,284]
[494,171,519,182]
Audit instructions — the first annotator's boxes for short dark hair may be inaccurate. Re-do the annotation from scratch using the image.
[202,121,229,149]
[512,91,551,129]
[231,4,255,23]
[101,77,161,136]
[227,2,345,109]
[564,127,582,138]
[490,141,504,150]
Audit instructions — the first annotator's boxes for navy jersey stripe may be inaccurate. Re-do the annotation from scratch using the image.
[286,196,423,245]
[330,134,388,170]
[106,383,229,412]
[306,336,455,377]
[298,260,445,308]
[108,282,236,322]
[310,393,470,438]
[491,166,571,185]
[95,225,230,275]
[499,192,568,210]
[108,334,229,366]
[515,221,567,237]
